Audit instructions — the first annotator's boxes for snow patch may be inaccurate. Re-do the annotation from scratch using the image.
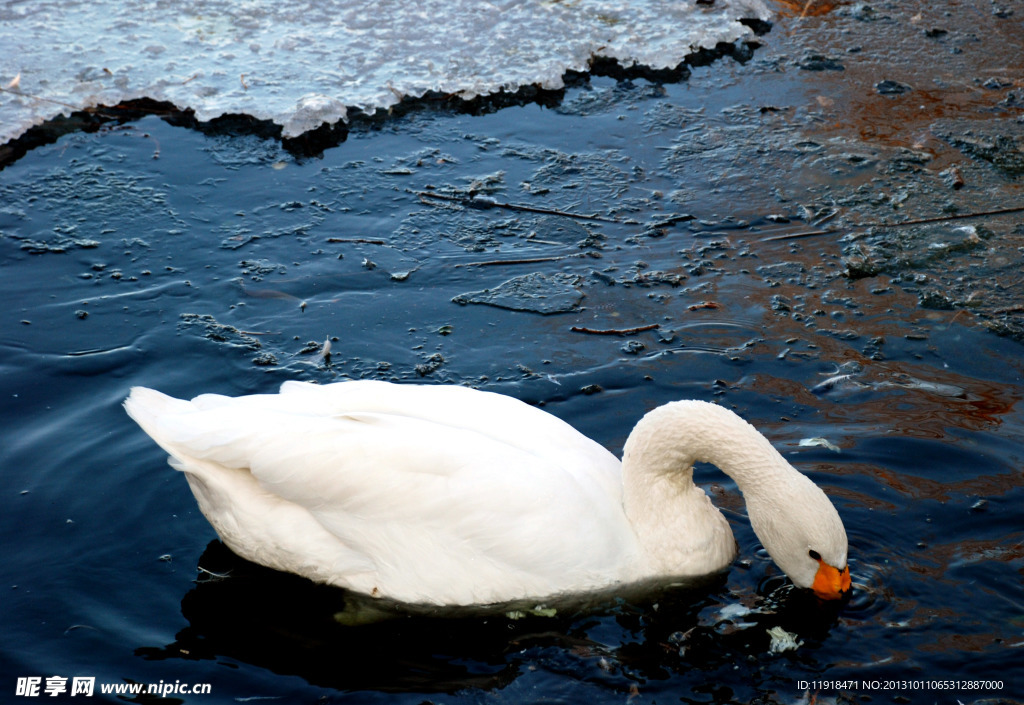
[0,0,770,144]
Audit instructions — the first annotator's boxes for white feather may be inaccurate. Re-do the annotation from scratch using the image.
[125,380,848,605]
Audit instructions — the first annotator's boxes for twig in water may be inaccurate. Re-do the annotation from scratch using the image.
[413,190,625,224]
[687,301,720,311]
[455,254,579,268]
[646,213,697,229]
[811,208,840,227]
[570,323,660,336]
[762,205,1024,242]
[0,85,82,111]
[858,206,1024,228]
[327,237,388,245]
[761,229,836,242]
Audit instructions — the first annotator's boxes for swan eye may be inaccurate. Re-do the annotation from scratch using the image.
[808,549,822,561]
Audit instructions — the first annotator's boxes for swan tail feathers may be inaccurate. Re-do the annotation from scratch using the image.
[124,387,192,447]
[124,387,219,470]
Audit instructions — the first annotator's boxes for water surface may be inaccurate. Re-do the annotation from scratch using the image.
[2,2,1023,703]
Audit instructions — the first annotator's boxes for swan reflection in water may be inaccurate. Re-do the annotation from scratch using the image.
[136,541,846,694]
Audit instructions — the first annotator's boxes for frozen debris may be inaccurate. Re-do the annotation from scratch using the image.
[282,94,347,138]
[415,353,445,377]
[810,373,860,394]
[811,362,866,395]
[933,118,1024,177]
[0,0,771,145]
[767,625,803,654]
[715,602,759,630]
[879,374,967,398]
[718,603,753,620]
[452,272,584,314]
[799,437,842,452]
[875,79,913,96]
[178,313,261,351]
[252,352,278,366]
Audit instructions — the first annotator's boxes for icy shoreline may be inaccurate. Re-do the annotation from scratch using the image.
[0,0,770,145]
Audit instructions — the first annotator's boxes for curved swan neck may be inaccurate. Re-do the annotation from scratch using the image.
[620,399,848,590]
[617,400,797,577]
[621,400,788,496]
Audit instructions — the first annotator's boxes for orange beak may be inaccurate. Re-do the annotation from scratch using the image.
[811,558,851,600]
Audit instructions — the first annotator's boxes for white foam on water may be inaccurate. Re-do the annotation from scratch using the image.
[0,0,770,144]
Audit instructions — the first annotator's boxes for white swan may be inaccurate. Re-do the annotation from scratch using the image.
[124,380,850,605]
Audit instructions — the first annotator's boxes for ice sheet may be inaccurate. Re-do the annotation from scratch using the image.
[0,0,770,145]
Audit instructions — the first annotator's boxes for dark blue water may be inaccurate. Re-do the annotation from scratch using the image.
[3,12,1024,704]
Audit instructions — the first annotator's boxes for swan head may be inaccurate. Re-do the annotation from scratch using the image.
[744,472,851,600]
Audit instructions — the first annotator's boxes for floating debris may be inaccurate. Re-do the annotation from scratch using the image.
[505,604,558,620]
[810,373,860,395]
[179,313,262,351]
[252,352,278,366]
[239,259,287,280]
[415,353,445,377]
[19,236,101,254]
[799,437,842,453]
[932,118,1024,176]
[767,626,803,654]
[879,374,967,398]
[798,53,845,71]
[570,323,660,336]
[875,79,912,95]
[452,272,584,314]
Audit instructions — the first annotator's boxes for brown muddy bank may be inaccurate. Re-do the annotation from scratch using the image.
[753,0,1023,339]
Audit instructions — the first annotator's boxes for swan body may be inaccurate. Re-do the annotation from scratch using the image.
[125,380,850,605]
